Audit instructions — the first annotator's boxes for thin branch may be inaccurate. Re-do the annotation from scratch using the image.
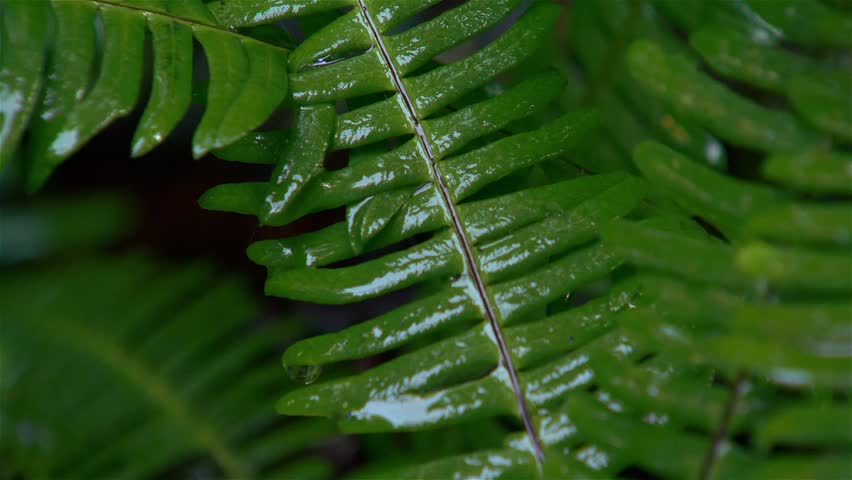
[700,371,749,480]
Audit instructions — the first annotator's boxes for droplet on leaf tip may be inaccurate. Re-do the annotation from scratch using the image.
[285,362,323,385]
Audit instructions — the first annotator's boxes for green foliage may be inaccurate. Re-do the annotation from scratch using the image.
[0,0,289,190]
[198,2,635,472]
[1,254,335,480]
[0,191,136,265]
[2,0,851,478]
[558,0,849,478]
[342,0,852,474]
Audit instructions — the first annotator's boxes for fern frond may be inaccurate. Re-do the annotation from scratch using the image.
[543,1,852,478]
[376,201,849,478]
[1,255,335,480]
[197,0,627,462]
[0,191,135,265]
[202,2,851,475]
[0,0,289,190]
[640,0,851,145]
[4,0,849,477]
[567,0,728,172]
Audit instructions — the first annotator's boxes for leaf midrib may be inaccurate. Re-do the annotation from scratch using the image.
[354,0,545,462]
[92,0,290,52]
[45,318,251,479]
[700,372,749,480]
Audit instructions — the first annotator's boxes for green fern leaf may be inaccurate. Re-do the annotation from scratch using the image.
[199,1,851,477]
[0,0,289,190]
[568,0,728,171]
[543,1,851,478]
[0,254,335,480]
[0,191,135,265]
[3,0,850,478]
[197,0,636,465]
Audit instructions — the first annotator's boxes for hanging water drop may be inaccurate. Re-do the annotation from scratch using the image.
[285,363,323,385]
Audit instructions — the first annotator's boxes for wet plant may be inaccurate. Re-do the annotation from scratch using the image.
[1,0,849,478]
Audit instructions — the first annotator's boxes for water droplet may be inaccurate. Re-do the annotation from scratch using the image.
[285,363,322,385]
[449,272,470,287]
[413,182,433,195]
[627,289,643,309]
[309,46,374,69]
[310,53,349,68]
[753,278,770,298]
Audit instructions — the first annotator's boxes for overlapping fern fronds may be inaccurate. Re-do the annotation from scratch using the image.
[198,0,851,477]
[515,0,850,478]
[0,0,289,190]
[2,0,850,478]
[197,0,637,467]
[372,0,851,476]
[0,254,336,480]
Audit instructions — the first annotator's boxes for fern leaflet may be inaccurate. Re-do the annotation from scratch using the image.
[0,0,289,190]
